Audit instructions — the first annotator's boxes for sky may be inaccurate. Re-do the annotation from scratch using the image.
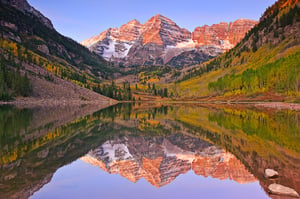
[28,0,277,43]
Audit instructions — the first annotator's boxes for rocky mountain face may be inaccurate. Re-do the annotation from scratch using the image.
[0,0,53,29]
[81,134,256,187]
[141,15,191,46]
[192,19,258,49]
[81,19,143,60]
[82,15,257,67]
[167,50,214,68]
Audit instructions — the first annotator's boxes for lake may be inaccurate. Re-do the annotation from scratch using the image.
[0,103,299,199]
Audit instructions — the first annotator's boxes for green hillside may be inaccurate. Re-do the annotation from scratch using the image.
[174,0,300,101]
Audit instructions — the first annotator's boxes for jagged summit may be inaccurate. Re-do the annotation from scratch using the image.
[141,14,190,46]
[127,19,141,24]
[119,19,143,41]
[192,19,258,49]
[81,14,257,67]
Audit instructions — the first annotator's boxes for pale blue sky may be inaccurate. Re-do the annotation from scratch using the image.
[28,0,277,43]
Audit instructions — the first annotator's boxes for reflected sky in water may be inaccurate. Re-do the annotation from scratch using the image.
[31,159,269,199]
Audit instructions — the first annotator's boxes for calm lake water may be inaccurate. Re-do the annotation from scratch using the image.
[0,103,299,199]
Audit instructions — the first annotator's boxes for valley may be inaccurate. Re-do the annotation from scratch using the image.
[0,1,299,199]
[0,0,299,104]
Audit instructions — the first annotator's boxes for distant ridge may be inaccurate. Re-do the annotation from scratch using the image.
[81,15,257,68]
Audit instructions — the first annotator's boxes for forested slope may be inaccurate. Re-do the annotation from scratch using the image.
[175,0,300,101]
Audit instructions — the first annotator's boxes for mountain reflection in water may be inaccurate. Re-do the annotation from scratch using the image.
[0,103,299,199]
[81,134,256,187]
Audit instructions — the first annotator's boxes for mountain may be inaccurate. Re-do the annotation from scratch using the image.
[81,134,256,187]
[174,0,300,101]
[141,14,191,46]
[192,19,258,49]
[81,19,143,61]
[82,15,257,68]
[0,0,53,29]
[0,0,116,102]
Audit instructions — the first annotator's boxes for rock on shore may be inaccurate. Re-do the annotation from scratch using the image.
[268,184,299,198]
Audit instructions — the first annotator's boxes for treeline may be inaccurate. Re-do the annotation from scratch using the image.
[93,81,133,101]
[0,57,32,100]
[137,83,169,98]
[138,66,172,84]
[176,63,215,83]
[208,52,300,95]
[126,65,171,77]
[0,39,96,88]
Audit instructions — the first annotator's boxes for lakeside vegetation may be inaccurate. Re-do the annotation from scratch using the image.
[0,56,31,100]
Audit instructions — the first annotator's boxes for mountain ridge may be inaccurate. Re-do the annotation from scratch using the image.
[0,0,117,102]
[81,15,257,67]
[0,0,53,29]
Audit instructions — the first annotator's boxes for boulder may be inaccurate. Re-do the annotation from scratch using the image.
[37,44,49,55]
[264,168,279,178]
[37,148,49,158]
[268,184,299,198]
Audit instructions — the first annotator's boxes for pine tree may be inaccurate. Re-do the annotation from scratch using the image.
[163,88,168,98]
[0,59,7,98]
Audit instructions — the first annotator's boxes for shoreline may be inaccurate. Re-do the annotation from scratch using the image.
[1,98,299,110]
[0,98,118,108]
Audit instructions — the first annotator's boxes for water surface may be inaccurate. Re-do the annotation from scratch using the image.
[0,103,299,199]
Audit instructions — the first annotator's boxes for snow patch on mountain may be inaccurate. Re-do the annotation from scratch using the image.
[82,15,257,67]
[92,39,134,60]
[176,39,196,48]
